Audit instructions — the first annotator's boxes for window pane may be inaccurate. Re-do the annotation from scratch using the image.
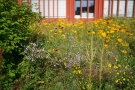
[104,0,109,17]
[58,0,66,18]
[113,0,117,16]
[89,0,94,18]
[75,0,94,18]
[82,0,87,18]
[75,0,81,18]
[127,0,134,17]
[119,0,125,17]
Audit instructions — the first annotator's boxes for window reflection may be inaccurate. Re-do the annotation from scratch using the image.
[75,0,94,18]
[82,0,87,18]
[75,0,80,18]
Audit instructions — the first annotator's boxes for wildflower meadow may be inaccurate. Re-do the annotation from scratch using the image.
[18,18,135,89]
[0,1,135,89]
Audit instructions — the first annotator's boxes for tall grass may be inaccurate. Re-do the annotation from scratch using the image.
[15,17,135,89]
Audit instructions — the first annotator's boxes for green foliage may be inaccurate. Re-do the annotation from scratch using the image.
[0,0,39,52]
[0,2,135,89]
[0,0,40,88]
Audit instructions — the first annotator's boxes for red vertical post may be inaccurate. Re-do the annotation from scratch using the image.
[133,0,135,16]
[87,0,90,19]
[125,0,128,17]
[28,0,31,3]
[117,0,120,16]
[66,0,70,20]
[18,0,22,4]
[111,0,114,16]
[98,0,104,18]
[80,0,82,18]
[94,0,99,19]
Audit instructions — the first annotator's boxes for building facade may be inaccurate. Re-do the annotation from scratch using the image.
[18,0,135,20]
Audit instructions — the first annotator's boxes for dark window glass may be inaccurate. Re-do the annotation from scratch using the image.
[75,0,94,18]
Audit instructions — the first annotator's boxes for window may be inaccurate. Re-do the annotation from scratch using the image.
[75,0,95,18]
[31,0,66,18]
[104,0,134,17]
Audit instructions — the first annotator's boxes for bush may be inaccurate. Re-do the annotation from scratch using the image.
[0,0,40,88]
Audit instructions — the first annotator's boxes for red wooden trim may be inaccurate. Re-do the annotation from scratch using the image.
[94,0,99,19]
[28,0,31,3]
[80,0,82,18]
[43,0,45,16]
[53,0,54,18]
[133,0,135,16]
[117,0,120,16]
[108,0,111,17]
[87,0,90,19]
[66,0,70,20]
[18,0,22,4]
[111,0,114,16]
[69,0,75,20]
[125,0,128,17]
[48,0,50,18]
[98,0,103,18]
[98,0,100,18]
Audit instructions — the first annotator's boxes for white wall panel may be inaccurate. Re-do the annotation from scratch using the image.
[127,0,134,17]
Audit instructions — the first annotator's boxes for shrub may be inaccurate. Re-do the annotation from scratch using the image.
[0,0,40,88]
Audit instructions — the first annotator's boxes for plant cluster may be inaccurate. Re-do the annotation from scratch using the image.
[0,1,134,89]
[15,18,135,89]
[0,0,40,89]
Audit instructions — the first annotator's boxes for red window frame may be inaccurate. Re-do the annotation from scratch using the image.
[67,0,104,21]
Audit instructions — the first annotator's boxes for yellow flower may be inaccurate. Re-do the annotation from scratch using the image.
[107,63,112,68]
[117,39,122,42]
[113,65,118,69]
[58,29,62,33]
[54,49,60,53]
[54,32,57,34]
[122,43,129,46]
[50,35,54,38]
[115,79,119,83]
[119,29,125,32]
[125,65,128,69]
[61,34,66,37]
[77,70,82,74]
[50,29,54,32]
[104,44,109,48]
[116,72,119,75]
[121,50,127,54]
[105,39,110,43]
[63,62,67,66]
[41,32,45,35]
[109,30,114,33]
[115,59,118,62]
[118,64,121,67]
[72,30,77,33]
[116,25,120,28]
[47,49,52,52]
[87,31,95,34]
[123,78,126,81]
[101,32,106,37]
